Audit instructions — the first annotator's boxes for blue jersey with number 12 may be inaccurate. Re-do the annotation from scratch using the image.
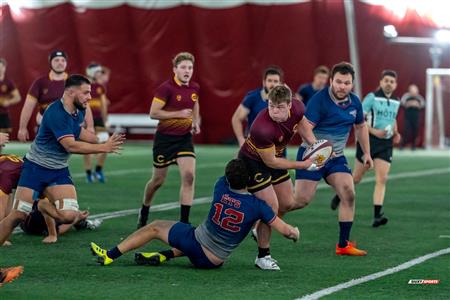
[194,176,276,260]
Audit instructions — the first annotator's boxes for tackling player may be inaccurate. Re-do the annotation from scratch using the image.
[294,62,373,256]
[91,159,300,268]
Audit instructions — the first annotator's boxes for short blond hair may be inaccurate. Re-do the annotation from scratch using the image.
[172,52,195,67]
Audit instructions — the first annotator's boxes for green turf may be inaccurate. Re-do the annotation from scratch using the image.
[0,144,449,299]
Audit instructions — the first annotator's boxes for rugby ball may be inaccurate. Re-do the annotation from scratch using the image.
[302,139,333,166]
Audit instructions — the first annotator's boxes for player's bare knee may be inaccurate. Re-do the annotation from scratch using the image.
[376,174,388,185]
[340,187,355,206]
[150,175,166,189]
[181,171,195,187]
[293,193,312,209]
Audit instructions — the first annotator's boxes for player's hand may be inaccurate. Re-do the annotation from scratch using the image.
[178,109,193,119]
[363,154,374,169]
[0,132,9,146]
[191,122,201,135]
[42,235,57,244]
[78,210,89,220]
[104,132,125,154]
[393,132,401,145]
[17,128,29,142]
[298,157,314,170]
[287,226,300,242]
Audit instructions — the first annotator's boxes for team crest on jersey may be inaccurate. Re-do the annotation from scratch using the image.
[349,110,357,118]
[176,94,182,101]
[191,93,198,102]
[254,173,264,183]
[43,88,48,95]
[0,84,7,93]
[156,155,165,163]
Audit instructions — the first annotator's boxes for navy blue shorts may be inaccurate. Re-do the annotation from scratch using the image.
[295,147,352,182]
[168,222,222,269]
[18,158,74,199]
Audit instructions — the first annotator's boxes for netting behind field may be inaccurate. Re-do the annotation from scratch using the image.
[425,69,450,149]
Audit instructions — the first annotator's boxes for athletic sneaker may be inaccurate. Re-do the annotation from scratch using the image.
[135,252,167,266]
[90,242,114,265]
[335,241,367,256]
[0,266,24,286]
[330,194,341,210]
[95,170,106,183]
[86,173,94,183]
[137,210,148,229]
[372,214,388,228]
[86,219,103,230]
[255,255,280,270]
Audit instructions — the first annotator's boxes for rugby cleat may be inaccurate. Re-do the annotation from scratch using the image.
[330,194,341,210]
[336,241,367,256]
[372,214,388,228]
[0,266,24,286]
[86,173,95,183]
[90,242,114,265]
[95,170,106,183]
[134,252,167,266]
[254,255,280,271]
[86,219,103,230]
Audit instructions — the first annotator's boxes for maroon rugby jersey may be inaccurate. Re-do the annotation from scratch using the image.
[0,154,23,194]
[0,78,17,114]
[239,99,305,162]
[153,76,199,136]
[27,72,67,114]
[88,83,106,120]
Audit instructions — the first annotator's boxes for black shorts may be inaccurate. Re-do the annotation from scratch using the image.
[153,132,195,168]
[0,113,11,131]
[356,134,393,163]
[238,153,290,193]
[19,202,61,236]
[94,118,106,131]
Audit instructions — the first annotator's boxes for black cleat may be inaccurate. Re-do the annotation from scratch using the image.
[134,252,167,266]
[372,214,388,227]
[330,194,341,210]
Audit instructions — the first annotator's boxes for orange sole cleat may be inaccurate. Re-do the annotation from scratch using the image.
[0,266,24,286]
[336,241,367,256]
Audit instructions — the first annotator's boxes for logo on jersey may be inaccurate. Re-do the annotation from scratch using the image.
[176,94,182,101]
[254,173,264,183]
[349,110,357,118]
[191,93,198,102]
[0,84,7,93]
[156,155,165,163]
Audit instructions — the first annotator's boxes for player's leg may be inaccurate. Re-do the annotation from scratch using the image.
[294,146,322,210]
[0,187,33,245]
[273,179,294,216]
[372,158,391,227]
[43,184,80,224]
[0,191,10,223]
[83,154,94,183]
[327,171,366,256]
[176,156,196,223]
[94,153,107,183]
[138,166,169,228]
[0,266,23,286]
[90,220,177,265]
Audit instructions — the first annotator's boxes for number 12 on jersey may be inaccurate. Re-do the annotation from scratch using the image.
[212,203,244,232]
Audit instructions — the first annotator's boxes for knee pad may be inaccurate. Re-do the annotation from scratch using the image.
[14,199,33,214]
[54,198,79,211]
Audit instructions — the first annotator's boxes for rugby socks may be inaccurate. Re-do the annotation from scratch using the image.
[140,204,150,218]
[180,205,191,223]
[160,249,175,260]
[374,205,382,218]
[107,246,123,259]
[338,221,353,248]
[95,165,102,172]
[86,170,92,176]
[258,247,270,258]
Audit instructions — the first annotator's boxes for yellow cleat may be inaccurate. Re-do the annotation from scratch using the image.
[90,242,114,265]
[135,252,167,266]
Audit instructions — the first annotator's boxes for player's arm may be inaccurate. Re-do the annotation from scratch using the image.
[297,117,317,145]
[84,104,95,133]
[18,95,38,142]
[100,94,108,124]
[192,101,201,134]
[269,217,300,242]
[78,127,99,144]
[59,133,124,154]
[393,120,401,144]
[354,122,373,168]
[0,132,9,146]
[258,146,313,170]
[4,89,21,106]
[42,213,58,243]
[231,104,250,147]
[149,97,192,120]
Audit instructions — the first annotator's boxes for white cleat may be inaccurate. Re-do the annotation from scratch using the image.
[86,219,103,230]
[255,255,280,271]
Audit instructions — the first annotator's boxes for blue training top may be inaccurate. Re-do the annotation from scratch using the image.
[302,87,364,156]
[195,176,276,260]
[26,99,85,169]
[241,88,268,133]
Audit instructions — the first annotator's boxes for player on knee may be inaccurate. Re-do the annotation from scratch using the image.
[0,75,124,246]
[331,70,401,228]
[294,62,373,256]
[91,159,300,269]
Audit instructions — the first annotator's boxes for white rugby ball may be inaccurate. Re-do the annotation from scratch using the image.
[302,139,333,166]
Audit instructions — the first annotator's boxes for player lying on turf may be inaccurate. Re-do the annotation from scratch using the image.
[91,158,300,269]
[0,266,23,287]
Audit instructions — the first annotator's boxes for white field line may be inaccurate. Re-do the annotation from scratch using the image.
[439,235,450,238]
[12,167,449,234]
[296,247,450,300]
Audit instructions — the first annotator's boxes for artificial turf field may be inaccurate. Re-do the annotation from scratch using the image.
[1,143,449,299]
